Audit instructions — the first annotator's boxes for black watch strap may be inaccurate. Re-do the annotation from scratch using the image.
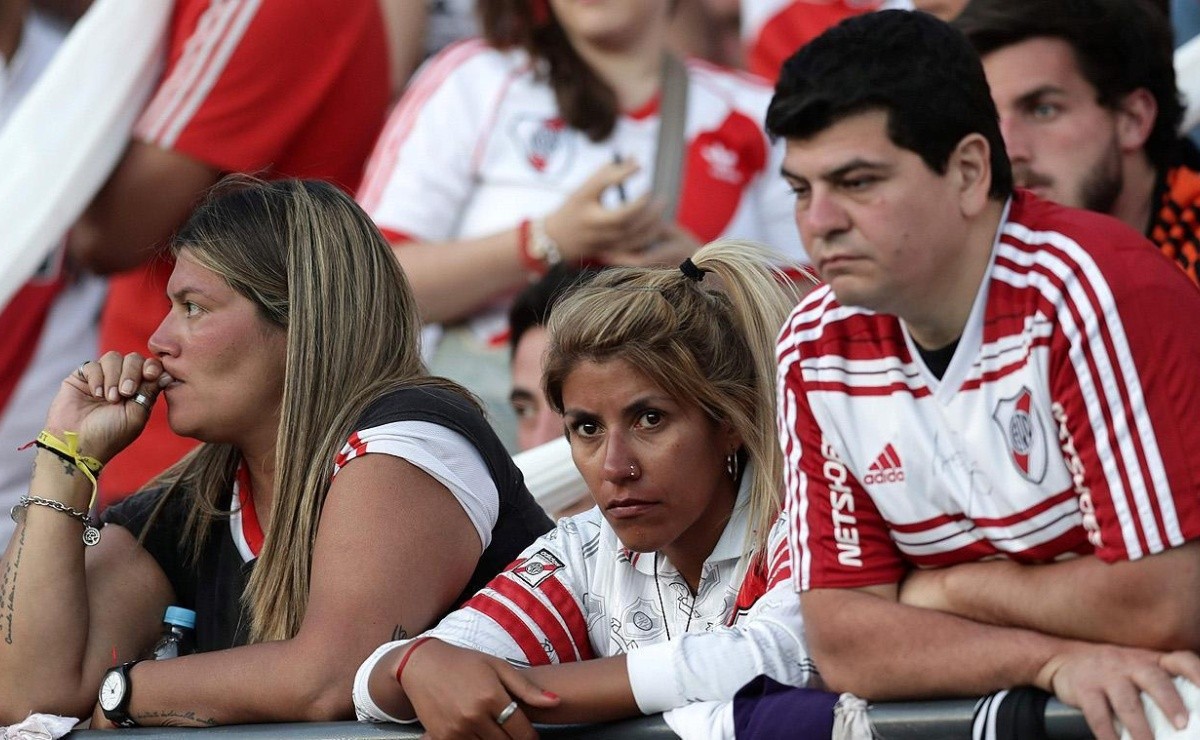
[100,660,143,728]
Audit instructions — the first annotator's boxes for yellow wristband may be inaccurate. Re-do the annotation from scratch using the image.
[31,430,102,512]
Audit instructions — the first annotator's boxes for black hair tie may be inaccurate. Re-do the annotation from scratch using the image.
[679,257,707,282]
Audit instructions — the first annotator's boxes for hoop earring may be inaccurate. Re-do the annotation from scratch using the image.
[725,451,739,481]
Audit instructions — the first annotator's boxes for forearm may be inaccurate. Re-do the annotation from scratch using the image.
[0,450,104,719]
[804,587,1067,700]
[128,636,360,726]
[522,656,637,724]
[67,140,218,275]
[909,545,1200,650]
[394,229,537,324]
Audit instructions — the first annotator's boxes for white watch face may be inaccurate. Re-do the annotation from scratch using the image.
[98,670,127,711]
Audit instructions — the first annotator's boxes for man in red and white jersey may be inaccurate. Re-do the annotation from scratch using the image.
[66,0,393,504]
[769,11,1200,740]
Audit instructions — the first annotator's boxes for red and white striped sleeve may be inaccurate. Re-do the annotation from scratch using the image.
[135,0,386,180]
[355,39,498,245]
[421,520,596,667]
[1002,222,1200,563]
[777,294,907,590]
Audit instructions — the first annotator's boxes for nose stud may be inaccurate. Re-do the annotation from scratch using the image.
[628,463,639,480]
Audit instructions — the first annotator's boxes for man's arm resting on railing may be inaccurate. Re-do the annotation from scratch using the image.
[899,541,1200,650]
[802,582,1200,740]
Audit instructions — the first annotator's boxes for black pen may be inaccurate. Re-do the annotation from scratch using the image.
[612,152,628,203]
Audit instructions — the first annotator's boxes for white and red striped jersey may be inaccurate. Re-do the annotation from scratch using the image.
[779,191,1200,591]
[354,479,816,721]
[357,40,806,347]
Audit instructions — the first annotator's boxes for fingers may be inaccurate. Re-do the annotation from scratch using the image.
[575,158,640,200]
[1075,690,1120,740]
[494,664,559,710]
[496,705,538,740]
[1109,678,1154,740]
[75,352,165,407]
[1162,650,1200,688]
[1142,654,1195,731]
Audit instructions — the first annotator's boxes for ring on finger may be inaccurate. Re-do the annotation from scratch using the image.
[131,393,152,411]
[495,700,518,726]
[75,361,90,380]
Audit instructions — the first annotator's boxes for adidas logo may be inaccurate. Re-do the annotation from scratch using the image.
[863,443,905,485]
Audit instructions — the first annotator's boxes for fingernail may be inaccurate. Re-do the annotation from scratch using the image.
[107,387,118,402]
[93,386,103,398]
[543,691,559,700]
[120,379,135,395]
[158,374,173,387]
[1175,713,1189,729]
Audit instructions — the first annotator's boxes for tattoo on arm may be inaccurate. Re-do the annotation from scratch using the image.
[133,709,218,727]
[0,525,26,645]
[56,457,76,478]
[391,625,408,641]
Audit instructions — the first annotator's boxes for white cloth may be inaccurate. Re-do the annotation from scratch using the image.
[0,11,62,128]
[0,714,76,740]
[0,10,105,547]
[355,468,818,723]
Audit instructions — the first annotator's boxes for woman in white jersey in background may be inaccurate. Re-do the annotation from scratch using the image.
[355,0,805,448]
[354,241,819,737]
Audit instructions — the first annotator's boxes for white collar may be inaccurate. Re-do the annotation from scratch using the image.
[620,461,755,577]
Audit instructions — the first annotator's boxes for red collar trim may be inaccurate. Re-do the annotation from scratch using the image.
[233,465,264,559]
[624,93,660,121]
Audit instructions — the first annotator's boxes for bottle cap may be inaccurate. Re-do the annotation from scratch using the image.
[163,605,196,630]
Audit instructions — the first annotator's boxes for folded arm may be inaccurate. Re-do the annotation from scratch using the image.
[899,541,1200,650]
[67,141,220,275]
[804,582,1200,740]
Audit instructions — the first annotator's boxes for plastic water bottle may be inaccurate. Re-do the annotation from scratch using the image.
[151,606,196,660]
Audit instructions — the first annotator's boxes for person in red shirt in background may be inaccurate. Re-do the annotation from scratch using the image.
[67,0,419,505]
[742,0,968,82]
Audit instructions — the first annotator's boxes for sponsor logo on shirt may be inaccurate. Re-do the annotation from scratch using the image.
[1051,402,1102,548]
[822,438,863,567]
[992,386,1048,483]
[863,443,905,485]
[701,141,742,184]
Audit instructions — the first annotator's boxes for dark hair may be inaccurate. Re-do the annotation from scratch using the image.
[766,9,1012,199]
[954,0,1182,173]
[508,264,600,357]
[479,0,617,142]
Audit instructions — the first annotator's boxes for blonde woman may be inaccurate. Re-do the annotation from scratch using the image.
[0,177,552,726]
[355,241,819,736]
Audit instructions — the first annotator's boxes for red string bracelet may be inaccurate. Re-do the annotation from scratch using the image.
[394,637,435,688]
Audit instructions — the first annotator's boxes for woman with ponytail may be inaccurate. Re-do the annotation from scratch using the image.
[354,240,819,735]
[356,0,806,448]
[0,177,552,726]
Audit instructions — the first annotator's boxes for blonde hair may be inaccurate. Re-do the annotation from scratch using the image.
[145,176,475,642]
[543,240,812,554]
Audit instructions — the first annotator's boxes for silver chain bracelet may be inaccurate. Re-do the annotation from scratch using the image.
[10,495,101,546]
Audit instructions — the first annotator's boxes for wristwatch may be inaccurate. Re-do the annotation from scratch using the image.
[98,660,143,727]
